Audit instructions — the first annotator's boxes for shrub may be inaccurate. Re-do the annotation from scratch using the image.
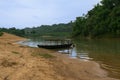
[0,32,3,36]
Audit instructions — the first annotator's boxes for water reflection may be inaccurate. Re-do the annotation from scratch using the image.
[74,39,120,79]
[18,39,41,47]
[58,48,91,61]
[58,48,77,58]
[69,48,77,58]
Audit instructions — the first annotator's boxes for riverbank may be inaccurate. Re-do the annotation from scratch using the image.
[0,33,118,80]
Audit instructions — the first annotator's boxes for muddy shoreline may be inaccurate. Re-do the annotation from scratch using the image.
[0,33,118,80]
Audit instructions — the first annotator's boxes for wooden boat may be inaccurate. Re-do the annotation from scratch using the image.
[37,38,73,49]
[37,43,73,49]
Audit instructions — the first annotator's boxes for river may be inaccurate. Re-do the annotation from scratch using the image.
[18,38,120,79]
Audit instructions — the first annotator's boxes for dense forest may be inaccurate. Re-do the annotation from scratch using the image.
[0,22,73,38]
[0,0,120,38]
[73,0,120,38]
[0,27,25,37]
[24,23,73,38]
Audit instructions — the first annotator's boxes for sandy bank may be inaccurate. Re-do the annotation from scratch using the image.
[0,33,118,80]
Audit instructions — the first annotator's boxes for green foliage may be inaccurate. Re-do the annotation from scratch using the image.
[24,22,73,38]
[0,32,3,36]
[0,27,25,37]
[73,17,87,37]
[72,0,120,38]
[0,22,73,38]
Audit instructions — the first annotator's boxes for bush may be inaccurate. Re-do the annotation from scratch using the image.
[0,32,3,36]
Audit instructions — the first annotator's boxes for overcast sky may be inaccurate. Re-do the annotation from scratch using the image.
[0,0,101,28]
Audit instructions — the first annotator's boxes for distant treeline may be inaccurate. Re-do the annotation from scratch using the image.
[0,23,73,38]
[73,0,120,38]
[0,27,25,37]
[24,23,73,38]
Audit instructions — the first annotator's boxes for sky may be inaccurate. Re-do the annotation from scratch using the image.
[0,0,101,29]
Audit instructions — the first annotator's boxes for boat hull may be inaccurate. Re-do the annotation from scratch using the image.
[37,44,72,49]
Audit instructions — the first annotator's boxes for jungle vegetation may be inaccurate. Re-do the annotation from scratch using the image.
[72,0,120,38]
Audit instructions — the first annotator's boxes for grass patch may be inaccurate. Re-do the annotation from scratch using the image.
[12,51,19,54]
[32,53,54,59]
[0,32,3,36]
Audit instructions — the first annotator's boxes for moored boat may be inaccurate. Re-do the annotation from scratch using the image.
[37,43,73,49]
[37,38,73,49]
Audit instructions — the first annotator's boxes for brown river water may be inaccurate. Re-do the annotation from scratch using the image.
[73,39,120,79]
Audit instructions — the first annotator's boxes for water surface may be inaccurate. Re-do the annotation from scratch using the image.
[74,39,120,79]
